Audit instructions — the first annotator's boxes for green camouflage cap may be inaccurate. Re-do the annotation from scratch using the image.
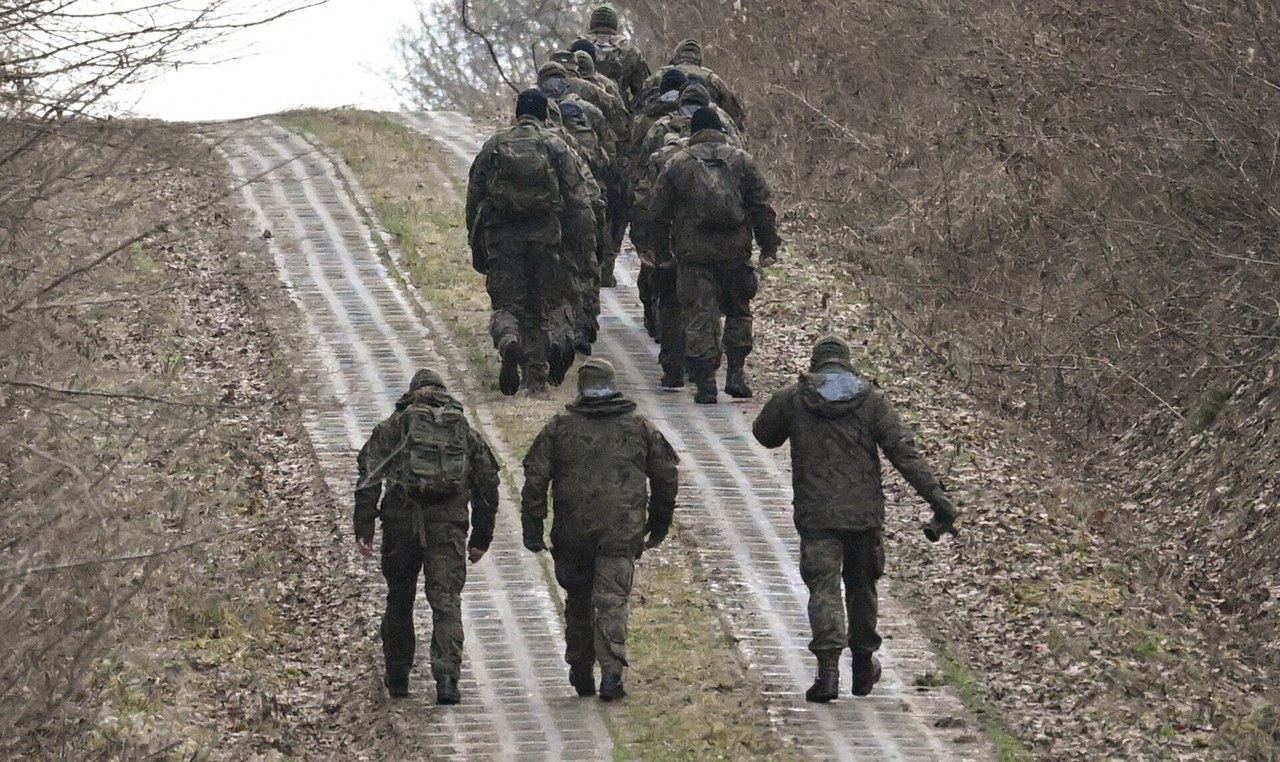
[577,358,619,398]
[409,368,447,391]
[671,39,703,65]
[810,335,853,371]
[538,61,569,81]
[590,4,618,31]
[550,50,579,68]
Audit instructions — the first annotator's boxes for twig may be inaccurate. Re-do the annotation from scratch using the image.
[459,0,520,94]
[1,379,220,408]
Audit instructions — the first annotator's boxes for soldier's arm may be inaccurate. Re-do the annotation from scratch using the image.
[740,156,782,259]
[752,385,796,448]
[646,161,679,260]
[520,421,557,522]
[644,421,680,534]
[552,141,594,217]
[869,391,945,503]
[354,421,392,541]
[467,429,501,551]
[465,137,496,232]
[709,72,746,128]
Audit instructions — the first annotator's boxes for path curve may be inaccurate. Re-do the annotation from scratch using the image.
[402,110,997,761]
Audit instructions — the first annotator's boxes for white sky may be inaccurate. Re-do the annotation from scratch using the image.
[120,0,421,121]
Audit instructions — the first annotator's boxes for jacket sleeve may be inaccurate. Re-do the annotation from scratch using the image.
[644,421,680,533]
[520,419,557,522]
[465,137,496,232]
[552,141,594,218]
[467,428,501,551]
[870,391,944,502]
[740,155,781,257]
[709,72,746,128]
[647,160,679,259]
[752,385,795,449]
[354,419,393,540]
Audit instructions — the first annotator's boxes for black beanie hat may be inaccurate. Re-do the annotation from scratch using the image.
[516,88,549,120]
[689,106,724,134]
[569,39,598,61]
[659,68,688,93]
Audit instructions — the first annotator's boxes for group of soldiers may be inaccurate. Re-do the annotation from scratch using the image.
[465,3,779,403]
[352,4,962,713]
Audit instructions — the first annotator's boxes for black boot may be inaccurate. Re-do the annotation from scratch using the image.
[436,676,461,705]
[694,374,718,405]
[598,672,626,702]
[384,669,409,699]
[659,365,684,391]
[850,652,882,697]
[574,327,593,357]
[569,665,596,697]
[498,338,522,396]
[724,350,753,398]
[805,651,840,703]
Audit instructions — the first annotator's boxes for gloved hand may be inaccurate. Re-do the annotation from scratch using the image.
[923,493,961,542]
[522,518,547,553]
[644,525,668,549]
[759,248,778,268]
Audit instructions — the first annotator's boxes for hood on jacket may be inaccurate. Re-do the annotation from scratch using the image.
[798,366,869,418]
[565,394,637,417]
[395,385,458,411]
[670,38,703,65]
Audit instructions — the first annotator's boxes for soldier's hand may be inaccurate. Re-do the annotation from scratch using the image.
[759,253,778,268]
[522,520,547,553]
[355,537,374,557]
[467,546,486,564]
[644,526,668,549]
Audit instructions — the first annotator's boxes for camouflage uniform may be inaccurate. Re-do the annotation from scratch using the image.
[752,337,958,698]
[584,4,652,105]
[637,40,746,128]
[632,134,691,382]
[521,360,679,695]
[354,370,500,689]
[466,112,594,388]
[647,127,780,396]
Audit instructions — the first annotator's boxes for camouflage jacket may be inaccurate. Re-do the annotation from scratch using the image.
[465,115,593,247]
[752,369,944,532]
[637,65,746,127]
[585,29,651,104]
[521,395,679,557]
[647,130,781,264]
[354,387,501,549]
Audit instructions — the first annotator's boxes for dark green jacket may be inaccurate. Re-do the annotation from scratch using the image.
[648,130,781,265]
[521,395,679,557]
[354,387,500,549]
[752,369,944,532]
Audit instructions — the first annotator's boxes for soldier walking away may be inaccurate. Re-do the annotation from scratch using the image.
[647,107,781,403]
[582,3,651,106]
[751,337,961,701]
[467,88,595,395]
[520,359,679,701]
[354,369,501,704]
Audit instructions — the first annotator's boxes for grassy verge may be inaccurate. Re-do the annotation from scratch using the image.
[280,108,798,760]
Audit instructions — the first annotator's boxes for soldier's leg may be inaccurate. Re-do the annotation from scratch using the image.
[423,521,468,683]
[593,555,635,701]
[677,263,723,403]
[483,243,523,353]
[380,522,424,694]
[653,265,684,388]
[844,529,885,696]
[719,262,757,398]
[553,548,597,672]
[798,529,847,654]
[519,246,554,390]
[637,263,657,339]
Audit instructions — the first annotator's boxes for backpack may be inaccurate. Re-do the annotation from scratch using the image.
[687,151,746,231]
[589,35,625,82]
[390,400,471,500]
[486,132,561,220]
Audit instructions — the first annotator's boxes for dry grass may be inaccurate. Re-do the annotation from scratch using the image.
[280,108,799,760]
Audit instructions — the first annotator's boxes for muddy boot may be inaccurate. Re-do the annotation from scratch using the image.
[384,668,410,699]
[659,364,685,391]
[724,350,753,398]
[569,665,596,698]
[524,362,549,396]
[436,676,460,705]
[850,652,882,697]
[598,672,626,702]
[574,327,593,357]
[691,363,718,405]
[548,343,572,386]
[805,651,840,703]
[498,338,522,396]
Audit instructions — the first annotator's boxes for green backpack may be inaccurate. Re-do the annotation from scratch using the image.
[487,133,561,220]
[589,35,626,83]
[391,401,471,500]
[688,151,746,232]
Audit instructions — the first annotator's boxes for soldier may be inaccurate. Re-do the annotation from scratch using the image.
[632,132,690,389]
[521,359,679,701]
[354,369,501,704]
[638,39,745,128]
[466,89,594,395]
[647,107,781,403]
[581,3,651,105]
[752,337,961,700]
[571,45,627,107]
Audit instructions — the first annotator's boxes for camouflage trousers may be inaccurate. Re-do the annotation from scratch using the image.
[798,528,885,655]
[485,239,562,384]
[651,265,685,374]
[676,261,756,368]
[552,548,636,674]
[380,519,468,680]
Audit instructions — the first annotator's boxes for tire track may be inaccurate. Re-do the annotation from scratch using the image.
[404,109,995,761]
[219,119,612,761]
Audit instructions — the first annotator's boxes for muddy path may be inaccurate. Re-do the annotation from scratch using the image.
[399,110,995,761]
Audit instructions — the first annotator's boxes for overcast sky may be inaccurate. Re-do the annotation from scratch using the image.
[121,0,420,122]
